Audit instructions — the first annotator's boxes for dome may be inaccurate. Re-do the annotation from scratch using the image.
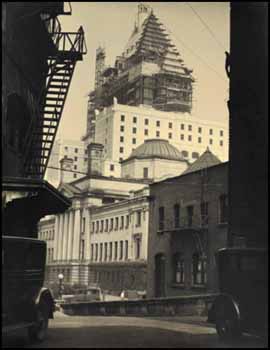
[125,139,185,162]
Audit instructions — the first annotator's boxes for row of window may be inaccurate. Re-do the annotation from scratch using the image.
[172,252,207,285]
[90,240,134,262]
[120,115,224,136]
[158,195,228,231]
[64,147,88,155]
[40,229,54,241]
[119,134,224,147]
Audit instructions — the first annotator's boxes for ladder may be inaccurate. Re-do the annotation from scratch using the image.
[23,24,86,178]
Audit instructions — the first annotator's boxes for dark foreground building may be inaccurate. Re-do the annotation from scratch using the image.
[2,2,86,237]
[228,2,268,248]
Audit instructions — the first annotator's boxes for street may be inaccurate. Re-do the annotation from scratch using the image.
[3,311,267,348]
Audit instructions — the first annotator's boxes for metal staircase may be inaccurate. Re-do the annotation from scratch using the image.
[23,15,86,178]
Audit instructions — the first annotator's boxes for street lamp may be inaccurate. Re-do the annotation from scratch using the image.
[58,273,64,300]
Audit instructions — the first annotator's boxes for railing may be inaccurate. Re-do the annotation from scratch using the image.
[52,28,87,56]
[158,216,209,233]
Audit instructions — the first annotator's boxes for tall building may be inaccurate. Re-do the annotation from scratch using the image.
[83,3,195,144]
[82,4,228,177]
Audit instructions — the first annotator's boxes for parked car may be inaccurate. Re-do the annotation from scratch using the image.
[209,248,268,342]
[120,290,146,300]
[62,286,103,303]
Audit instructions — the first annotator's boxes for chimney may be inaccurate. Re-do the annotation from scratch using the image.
[60,157,74,184]
[87,143,104,176]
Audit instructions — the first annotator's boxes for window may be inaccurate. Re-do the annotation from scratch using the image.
[168,132,172,139]
[181,124,185,130]
[192,253,207,285]
[99,243,103,261]
[120,136,124,143]
[80,239,85,260]
[73,174,77,179]
[144,129,148,136]
[180,134,184,140]
[120,216,124,229]
[91,222,95,234]
[126,215,129,228]
[121,115,125,122]
[132,138,136,145]
[133,116,137,123]
[105,219,109,232]
[110,218,114,231]
[220,130,223,137]
[219,194,228,223]
[209,139,213,145]
[135,237,141,259]
[65,146,68,151]
[120,147,124,153]
[115,217,119,230]
[156,131,160,137]
[188,125,192,131]
[120,125,124,132]
[82,217,86,233]
[192,152,199,159]
[220,140,223,146]
[74,156,78,161]
[133,127,137,134]
[136,211,142,227]
[198,137,202,143]
[85,149,88,154]
[100,220,104,232]
[119,157,123,162]
[187,205,193,227]
[96,221,99,233]
[75,148,78,153]
[114,242,118,260]
[173,253,185,284]
[159,207,165,231]
[169,122,173,129]
[143,167,148,179]
[198,127,202,133]
[200,202,209,226]
[74,165,77,170]
[145,119,149,125]
[120,241,123,260]
[104,243,108,261]
[209,129,213,135]
[95,244,98,261]
[182,150,188,158]
[110,164,115,171]
[91,244,94,261]
[156,120,160,127]
[109,242,113,260]
[174,204,180,228]
[125,240,128,260]
[188,135,192,142]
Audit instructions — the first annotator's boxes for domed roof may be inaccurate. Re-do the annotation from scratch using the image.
[124,139,185,162]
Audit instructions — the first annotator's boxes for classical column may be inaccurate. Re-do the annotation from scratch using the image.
[84,209,90,261]
[57,214,64,261]
[53,215,59,261]
[67,210,74,261]
[62,212,69,261]
[72,209,81,260]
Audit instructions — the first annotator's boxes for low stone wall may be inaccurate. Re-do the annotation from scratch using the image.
[60,294,217,317]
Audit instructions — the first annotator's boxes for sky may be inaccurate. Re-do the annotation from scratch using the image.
[57,2,230,141]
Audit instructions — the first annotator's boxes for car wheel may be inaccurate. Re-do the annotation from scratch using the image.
[28,301,49,343]
[215,300,241,342]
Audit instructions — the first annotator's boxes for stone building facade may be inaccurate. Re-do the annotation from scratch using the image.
[147,152,228,298]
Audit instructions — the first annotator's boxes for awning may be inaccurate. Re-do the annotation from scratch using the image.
[2,176,71,215]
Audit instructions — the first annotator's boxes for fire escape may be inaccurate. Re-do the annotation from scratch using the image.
[23,6,87,179]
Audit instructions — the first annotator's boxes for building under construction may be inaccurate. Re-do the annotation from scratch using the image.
[85,4,194,142]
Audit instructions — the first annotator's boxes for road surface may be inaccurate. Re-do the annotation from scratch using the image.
[3,311,267,348]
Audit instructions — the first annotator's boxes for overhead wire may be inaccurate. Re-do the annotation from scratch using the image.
[185,2,227,52]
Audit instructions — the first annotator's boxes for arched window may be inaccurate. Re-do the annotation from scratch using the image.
[192,252,207,285]
[173,253,185,284]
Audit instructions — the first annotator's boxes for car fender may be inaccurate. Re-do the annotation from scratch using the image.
[34,287,55,319]
[209,293,241,323]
